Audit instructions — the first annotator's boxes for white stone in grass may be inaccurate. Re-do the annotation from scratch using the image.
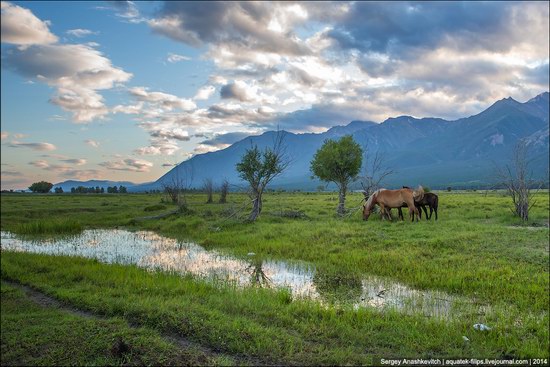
[473,323,492,331]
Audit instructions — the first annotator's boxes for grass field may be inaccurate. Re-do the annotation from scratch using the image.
[1,190,548,364]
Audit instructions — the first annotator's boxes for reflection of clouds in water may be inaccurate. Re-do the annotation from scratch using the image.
[0,229,489,319]
[356,277,458,319]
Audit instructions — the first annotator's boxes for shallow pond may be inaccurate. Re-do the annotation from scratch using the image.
[0,229,488,319]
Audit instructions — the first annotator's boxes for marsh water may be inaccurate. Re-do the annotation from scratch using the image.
[0,229,488,319]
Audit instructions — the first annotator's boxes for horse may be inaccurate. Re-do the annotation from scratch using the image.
[398,187,439,220]
[363,187,424,222]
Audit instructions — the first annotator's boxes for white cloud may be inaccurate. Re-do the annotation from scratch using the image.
[129,87,196,111]
[167,52,191,63]
[2,2,132,123]
[1,1,58,45]
[59,169,101,180]
[66,28,98,38]
[194,85,216,100]
[99,158,153,172]
[5,43,132,123]
[29,160,50,168]
[112,102,144,114]
[9,141,56,151]
[60,158,86,165]
[0,131,8,140]
[84,139,100,148]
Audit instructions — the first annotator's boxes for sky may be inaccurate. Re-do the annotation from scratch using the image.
[1,1,549,190]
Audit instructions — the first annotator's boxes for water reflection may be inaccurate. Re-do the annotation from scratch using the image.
[0,229,488,319]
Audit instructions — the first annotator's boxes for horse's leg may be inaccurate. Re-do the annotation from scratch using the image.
[416,204,422,219]
[422,205,429,220]
[428,205,433,219]
[434,205,438,220]
[398,207,404,221]
[386,208,393,221]
[379,203,386,220]
[410,204,419,222]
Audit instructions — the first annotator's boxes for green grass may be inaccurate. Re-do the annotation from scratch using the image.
[1,191,548,363]
[12,218,83,236]
[0,281,230,366]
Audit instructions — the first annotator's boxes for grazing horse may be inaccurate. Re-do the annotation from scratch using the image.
[363,187,424,221]
[398,187,439,220]
[415,193,439,220]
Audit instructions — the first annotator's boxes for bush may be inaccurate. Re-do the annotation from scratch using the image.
[143,204,166,212]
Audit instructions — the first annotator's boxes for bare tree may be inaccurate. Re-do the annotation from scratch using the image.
[359,145,394,199]
[495,141,542,221]
[161,164,194,212]
[236,130,289,221]
[203,178,214,204]
[219,179,229,204]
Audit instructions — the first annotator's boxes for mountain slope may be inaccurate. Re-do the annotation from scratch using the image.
[145,92,549,191]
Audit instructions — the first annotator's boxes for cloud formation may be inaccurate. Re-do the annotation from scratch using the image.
[2,2,132,123]
[84,139,100,148]
[166,52,190,63]
[1,1,58,45]
[60,158,87,165]
[66,28,98,38]
[128,87,196,111]
[99,158,153,172]
[9,141,56,151]
[144,1,548,134]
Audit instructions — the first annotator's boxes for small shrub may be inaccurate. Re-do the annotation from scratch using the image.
[144,204,167,212]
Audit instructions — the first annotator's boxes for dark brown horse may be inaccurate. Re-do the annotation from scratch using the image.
[397,187,438,220]
[363,187,424,221]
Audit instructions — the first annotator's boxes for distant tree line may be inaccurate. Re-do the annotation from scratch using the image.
[69,185,128,194]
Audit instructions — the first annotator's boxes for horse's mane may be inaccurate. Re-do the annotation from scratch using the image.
[413,185,424,201]
[365,189,385,210]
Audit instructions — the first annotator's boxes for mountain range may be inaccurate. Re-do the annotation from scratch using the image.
[57,92,549,191]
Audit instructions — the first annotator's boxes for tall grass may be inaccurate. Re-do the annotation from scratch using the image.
[13,219,82,235]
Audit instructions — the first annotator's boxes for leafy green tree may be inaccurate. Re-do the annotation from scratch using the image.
[119,185,127,193]
[310,135,363,216]
[28,181,53,193]
[236,132,288,221]
[54,187,63,194]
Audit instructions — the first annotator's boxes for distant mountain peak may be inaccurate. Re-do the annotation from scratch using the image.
[383,115,415,125]
[527,91,549,104]
[325,120,375,136]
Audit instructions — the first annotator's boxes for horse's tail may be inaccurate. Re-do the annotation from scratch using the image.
[413,185,424,201]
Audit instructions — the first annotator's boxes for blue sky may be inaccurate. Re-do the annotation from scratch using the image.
[1,1,549,189]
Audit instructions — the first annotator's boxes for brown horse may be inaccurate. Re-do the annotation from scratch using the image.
[363,187,424,221]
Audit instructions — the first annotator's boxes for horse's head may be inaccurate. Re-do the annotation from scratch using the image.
[362,203,370,221]
[362,191,377,221]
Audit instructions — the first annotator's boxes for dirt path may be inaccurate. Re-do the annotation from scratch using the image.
[2,279,267,366]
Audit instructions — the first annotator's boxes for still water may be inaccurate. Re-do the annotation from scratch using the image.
[0,229,488,319]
